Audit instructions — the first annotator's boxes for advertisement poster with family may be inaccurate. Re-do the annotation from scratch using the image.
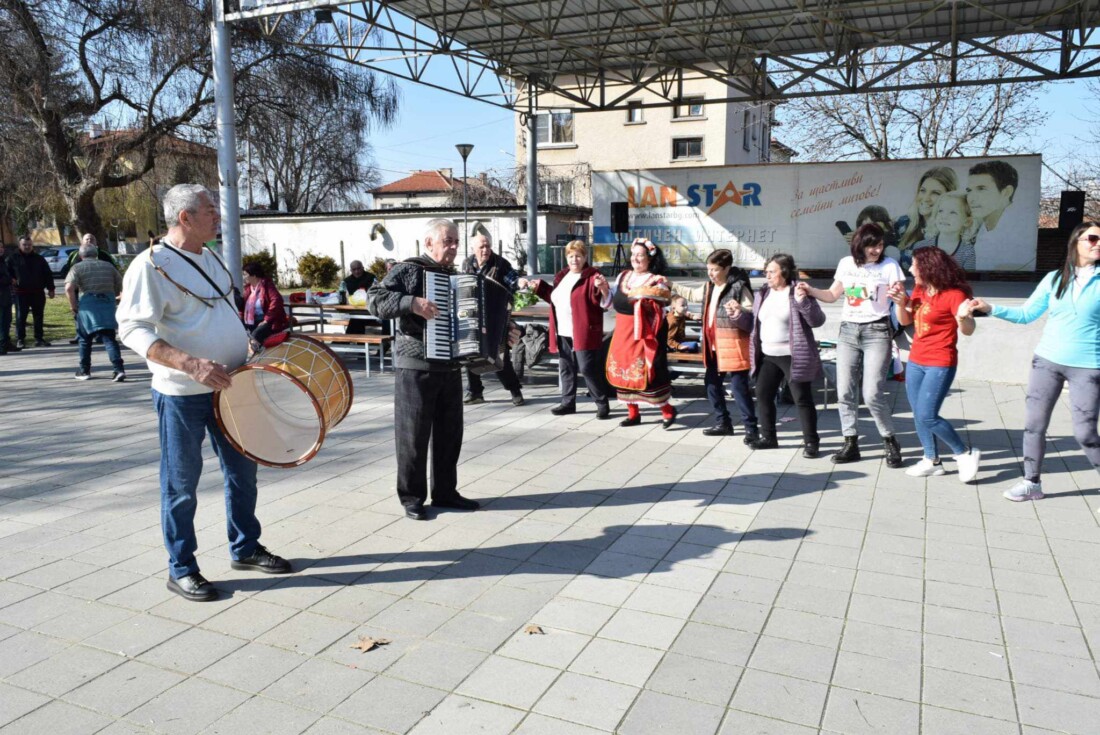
[592,154,1041,272]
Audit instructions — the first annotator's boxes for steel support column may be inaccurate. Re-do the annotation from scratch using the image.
[526,86,539,275]
[213,2,243,288]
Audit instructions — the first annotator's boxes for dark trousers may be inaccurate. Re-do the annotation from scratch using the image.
[0,290,11,350]
[755,354,818,443]
[466,344,521,396]
[557,336,610,408]
[704,361,757,431]
[14,292,46,343]
[395,368,464,507]
[78,327,124,373]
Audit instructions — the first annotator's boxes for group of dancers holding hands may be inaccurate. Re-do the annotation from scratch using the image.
[517,220,1100,503]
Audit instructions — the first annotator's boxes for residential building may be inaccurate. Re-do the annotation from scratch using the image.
[370,169,516,210]
[515,75,776,208]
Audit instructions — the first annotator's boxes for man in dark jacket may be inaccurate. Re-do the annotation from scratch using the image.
[8,236,55,348]
[461,234,524,406]
[367,219,480,521]
[0,249,15,354]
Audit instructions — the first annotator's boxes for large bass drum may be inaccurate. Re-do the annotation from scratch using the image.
[214,334,353,468]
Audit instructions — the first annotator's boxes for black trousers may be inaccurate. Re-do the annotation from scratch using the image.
[395,368,464,507]
[14,292,45,343]
[466,344,521,395]
[754,354,818,443]
[558,336,610,408]
[0,290,11,349]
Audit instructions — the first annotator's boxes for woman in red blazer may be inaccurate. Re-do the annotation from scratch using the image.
[521,241,613,419]
[241,262,288,348]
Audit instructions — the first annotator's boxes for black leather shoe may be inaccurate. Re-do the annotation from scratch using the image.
[404,502,427,520]
[803,443,820,459]
[620,415,641,427]
[661,406,678,430]
[550,404,576,416]
[702,423,734,437]
[167,573,217,602]
[231,545,292,574]
[883,435,903,468]
[432,495,480,511]
[596,405,612,420]
[511,391,525,406]
[743,431,759,446]
[831,436,861,464]
[750,436,779,450]
[463,393,485,405]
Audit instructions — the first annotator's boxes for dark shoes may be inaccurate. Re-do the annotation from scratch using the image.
[511,391,525,406]
[231,544,292,574]
[167,573,217,602]
[404,502,427,520]
[803,442,820,459]
[74,370,90,381]
[596,404,612,420]
[743,430,759,446]
[463,393,485,405]
[832,436,861,464]
[620,415,641,427]
[883,435,903,468]
[15,340,25,350]
[661,406,678,430]
[702,423,734,437]
[34,340,50,347]
[551,404,576,416]
[750,436,779,450]
[432,495,480,511]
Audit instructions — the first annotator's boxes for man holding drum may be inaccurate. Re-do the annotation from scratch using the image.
[368,218,479,521]
[117,184,291,602]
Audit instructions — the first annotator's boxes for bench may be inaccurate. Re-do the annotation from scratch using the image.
[310,333,394,377]
[668,351,706,376]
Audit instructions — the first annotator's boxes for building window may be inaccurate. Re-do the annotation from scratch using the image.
[743,109,752,151]
[535,110,574,146]
[626,101,644,124]
[672,137,704,160]
[539,179,575,206]
[674,96,705,119]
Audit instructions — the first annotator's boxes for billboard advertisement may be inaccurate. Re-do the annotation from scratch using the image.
[592,155,1041,272]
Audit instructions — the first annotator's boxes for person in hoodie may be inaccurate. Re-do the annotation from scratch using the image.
[367,219,481,522]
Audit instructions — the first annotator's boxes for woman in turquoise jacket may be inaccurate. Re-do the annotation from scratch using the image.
[972,220,1100,501]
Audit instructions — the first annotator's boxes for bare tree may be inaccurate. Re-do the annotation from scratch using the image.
[444,170,518,208]
[776,37,1048,161]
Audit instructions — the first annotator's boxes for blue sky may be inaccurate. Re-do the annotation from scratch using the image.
[365,77,1095,192]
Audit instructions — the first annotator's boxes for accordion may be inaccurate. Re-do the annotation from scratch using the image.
[423,271,510,373]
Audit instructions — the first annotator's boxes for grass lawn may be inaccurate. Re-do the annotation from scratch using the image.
[25,280,78,344]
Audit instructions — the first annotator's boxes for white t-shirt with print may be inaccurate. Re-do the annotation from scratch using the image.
[833,256,904,323]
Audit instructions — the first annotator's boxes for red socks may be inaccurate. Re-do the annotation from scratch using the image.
[627,404,641,420]
[660,404,676,420]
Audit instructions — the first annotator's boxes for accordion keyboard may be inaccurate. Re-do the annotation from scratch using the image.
[424,271,453,360]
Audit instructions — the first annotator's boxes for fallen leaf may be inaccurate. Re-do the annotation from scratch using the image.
[524,624,545,635]
[349,636,391,653]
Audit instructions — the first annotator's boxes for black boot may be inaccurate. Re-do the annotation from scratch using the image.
[883,435,903,468]
[750,435,778,450]
[831,436,861,464]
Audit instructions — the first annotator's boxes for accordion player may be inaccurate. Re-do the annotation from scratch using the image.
[423,271,510,374]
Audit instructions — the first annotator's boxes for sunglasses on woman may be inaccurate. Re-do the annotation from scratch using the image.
[1079,234,1100,245]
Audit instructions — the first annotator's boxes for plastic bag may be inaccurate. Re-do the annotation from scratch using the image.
[315,291,342,305]
[348,288,368,307]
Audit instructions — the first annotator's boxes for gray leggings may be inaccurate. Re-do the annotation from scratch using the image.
[1023,355,1100,482]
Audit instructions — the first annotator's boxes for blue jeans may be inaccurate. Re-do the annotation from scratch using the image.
[78,327,124,373]
[836,319,895,438]
[905,361,966,459]
[152,389,261,579]
[704,360,757,431]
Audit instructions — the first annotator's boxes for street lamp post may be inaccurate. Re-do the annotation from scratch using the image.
[455,143,474,259]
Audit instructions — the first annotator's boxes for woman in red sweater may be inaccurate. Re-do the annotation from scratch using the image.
[241,262,288,349]
[889,247,981,481]
[522,241,613,418]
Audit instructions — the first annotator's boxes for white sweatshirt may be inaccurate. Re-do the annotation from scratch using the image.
[116,243,248,396]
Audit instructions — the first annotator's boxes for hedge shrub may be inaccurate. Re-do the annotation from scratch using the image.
[297,251,340,288]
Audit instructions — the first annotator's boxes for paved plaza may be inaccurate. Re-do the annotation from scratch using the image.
[1,342,1099,734]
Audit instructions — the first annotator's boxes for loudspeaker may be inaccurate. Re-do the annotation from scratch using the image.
[610,202,630,234]
[1060,191,1086,232]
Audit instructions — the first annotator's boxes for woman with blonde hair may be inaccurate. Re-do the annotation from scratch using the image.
[895,166,959,269]
[522,240,612,418]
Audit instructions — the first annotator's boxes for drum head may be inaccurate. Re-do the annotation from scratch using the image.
[215,366,324,468]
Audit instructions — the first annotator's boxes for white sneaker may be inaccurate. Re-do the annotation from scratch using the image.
[905,458,945,477]
[1003,479,1044,502]
[954,449,982,483]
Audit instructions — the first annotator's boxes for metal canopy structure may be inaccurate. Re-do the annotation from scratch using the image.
[227,0,1100,112]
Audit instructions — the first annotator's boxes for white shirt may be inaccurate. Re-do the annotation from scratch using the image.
[973,202,1036,271]
[550,271,583,338]
[758,287,792,356]
[833,256,904,323]
[707,282,724,327]
[117,243,249,396]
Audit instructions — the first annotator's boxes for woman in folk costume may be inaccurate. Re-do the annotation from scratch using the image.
[670,248,757,442]
[606,238,676,429]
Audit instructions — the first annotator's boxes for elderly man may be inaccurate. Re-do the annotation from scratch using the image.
[368,218,479,520]
[461,234,525,407]
[8,235,54,348]
[338,260,375,334]
[117,184,291,602]
[67,242,126,380]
